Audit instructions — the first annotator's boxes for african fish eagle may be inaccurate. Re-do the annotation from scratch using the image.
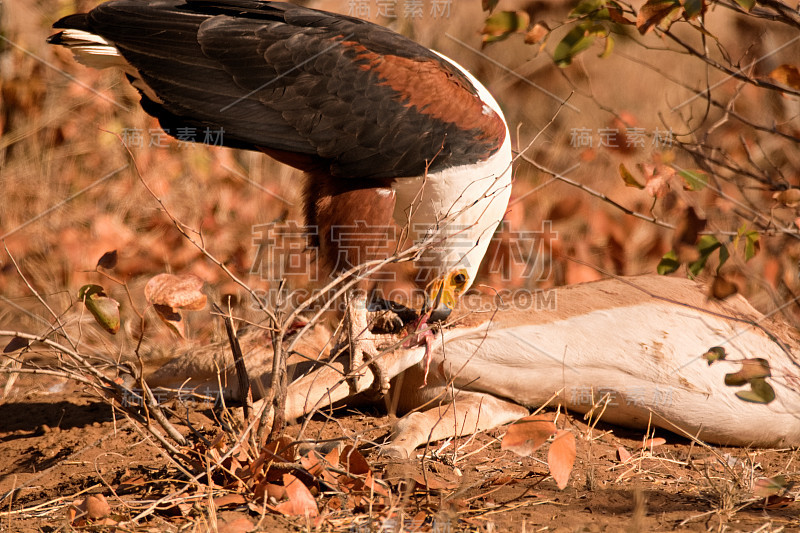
[48,0,513,394]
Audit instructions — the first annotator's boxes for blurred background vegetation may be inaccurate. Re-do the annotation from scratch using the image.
[2,0,800,352]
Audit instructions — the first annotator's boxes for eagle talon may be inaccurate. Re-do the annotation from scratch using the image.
[344,295,398,397]
[367,309,404,334]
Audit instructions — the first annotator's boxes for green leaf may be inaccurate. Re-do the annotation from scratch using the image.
[482,11,530,45]
[657,250,681,275]
[745,231,759,261]
[682,0,706,19]
[734,224,760,261]
[724,358,771,386]
[678,169,708,191]
[553,22,597,67]
[688,235,721,276]
[569,0,606,18]
[717,243,730,273]
[78,284,121,335]
[600,35,615,58]
[733,0,756,11]
[702,346,726,365]
[736,378,776,404]
[619,163,643,188]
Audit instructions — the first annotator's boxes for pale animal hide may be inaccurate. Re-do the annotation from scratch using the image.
[148,276,800,457]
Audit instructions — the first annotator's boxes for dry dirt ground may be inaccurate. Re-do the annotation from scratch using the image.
[1,371,797,532]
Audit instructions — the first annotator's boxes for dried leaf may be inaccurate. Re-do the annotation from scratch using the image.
[274,474,318,517]
[3,336,30,353]
[761,495,795,509]
[637,0,682,34]
[217,515,255,533]
[619,163,644,189]
[153,304,185,339]
[145,273,207,311]
[264,437,296,462]
[548,430,576,490]
[213,494,247,508]
[253,481,286,503]
[773,188,800,207]
[300,450,339,486]
[608,5,635,24]
[617,446,632,462]
[501,415,557,457]
[642,164,675,198]
[96,250,118,269]
[768,64,800,90]
[672,206,706,249]
[362,471,390,497]
[754,475,788,498]
[482,0,500,13]
[709,274,738,300]
[411,471,458,491]
[115,474,146,493]
[524,23,549,45]
[77,494,111,520]
[341,445,371,476]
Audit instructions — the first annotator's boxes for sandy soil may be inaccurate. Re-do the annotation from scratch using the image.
[1,371,797,532]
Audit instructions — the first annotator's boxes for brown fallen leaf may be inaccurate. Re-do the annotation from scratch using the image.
[96,249,118,269]
[709,274,738,300]
[773,188,800,208]
[524,22,549,45]
[253,481,286,503]
[75,494,111,521]
[672,206,706,249]
[273,473,318,517]
[548,430,576,490]
[411,471,458,491]
[760,495,796,509]
[217,515,256,533]
[501,414,557,457]
[212,494,247,509]
[617,446,633,463]
[341,445,371,475]
[768,64,800,91]
[145,272,207,310]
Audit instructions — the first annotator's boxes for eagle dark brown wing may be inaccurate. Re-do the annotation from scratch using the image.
[51,0,506,180]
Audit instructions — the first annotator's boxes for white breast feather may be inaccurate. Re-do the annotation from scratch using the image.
[392,52,513,288]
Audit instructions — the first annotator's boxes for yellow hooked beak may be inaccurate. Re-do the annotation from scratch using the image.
[423,269,470,322]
